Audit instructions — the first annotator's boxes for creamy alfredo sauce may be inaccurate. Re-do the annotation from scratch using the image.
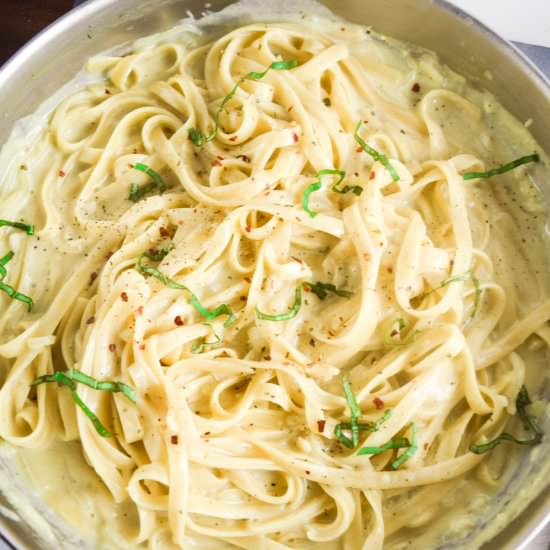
[0,7,548,550]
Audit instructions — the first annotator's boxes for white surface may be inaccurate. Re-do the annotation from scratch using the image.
[448,0,550,47]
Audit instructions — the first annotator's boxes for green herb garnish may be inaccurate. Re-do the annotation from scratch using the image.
[421,270,481,318]
[470,385,543,454]
[0,251,33,311]
[191,326,222,354]
[255,285,302,321]
[0,220,34,235]
[335,409,393,449]
[356,422,417,468]
[338,373,361,448]
[391,422,418,469]
[137,247,236,326]
[354,121,400,182]
[302,169,359,218]
[384,318,406,347]
[188,59,299,147]
[463,154,539,181]
[129,163,168,202]
[31,369,137,438]
[303,281,352,300]
[357,437,411,456]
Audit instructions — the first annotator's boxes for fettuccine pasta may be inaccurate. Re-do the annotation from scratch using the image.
[0,13,548,550]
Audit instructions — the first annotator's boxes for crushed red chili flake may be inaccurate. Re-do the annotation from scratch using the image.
[356,146,363,153]
[412,83,421,93]
[89,272,98,284]
[139,343,146,351]
[245,225,252,233]
[171,435,179,445]
[159,227,170,237]
[212,159,223,168]
[121,292,129,302]
[237,154,251,163]
[423,442,429,450]
[135,306,144,316]
[58,170,66,177]
[86,316,95,325]
[373,397,384,410]
[244,276,252,283]
[305,470,311,475]
[292,132,299,143]
[287,105,294,112]
[317,420,326,433]
[229,135,238,142]
[108,344,116,353]
[369,171,376,180]
[174,315,184,326]
[106,251,114,261]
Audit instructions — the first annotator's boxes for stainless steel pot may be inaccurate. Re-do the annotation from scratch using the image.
[0,1,548,548]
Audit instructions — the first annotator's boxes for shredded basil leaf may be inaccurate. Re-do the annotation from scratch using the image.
[391,422,418,469]
[463,154,539,181]
[137,247,236,326]
[469,385,543,454]
[357,437,411,457]
[31,370,137,438]
[336,409,393,449]
[191,326,222,354]
[303,281,352,300]
[302,181,322,218]
[339,373,361,448]
[189,59,299,147]
[255,285,302,321]
[354,121,400,182]
[302,169,355,218]
[129,163,168,202]
[0,220,34,235]
[422,270,481,318]
[0,251,33,311]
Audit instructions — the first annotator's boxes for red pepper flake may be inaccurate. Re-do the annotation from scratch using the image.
[305,470,311,475]
[108,344,116,353]
[237,154,251,163]
[373,397,384,410]
[317,420,326,433]
[106,251,114,261]
[86,316,95,325]
[387,267,393,274]
[304,285,311,292]
[159,227,170,238]
[287,105,294,112]
[171,435,179,445]
[58,170,66,177]
[244,276,252,283]
[135,306,144,316]
[212,159,223,168]
[89,272,98,284]
[120,292,129,302]
[139,343,146,351]
[174,315,184,326]
[292,132,299,143]
[229,135,238,142]
[356,146,363,153]
[412,83,421,93]
[423,442,429,450]
[369,171,376,180]
[245,224,251,233]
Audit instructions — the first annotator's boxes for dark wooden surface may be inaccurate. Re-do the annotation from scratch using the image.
[1,0,73,66]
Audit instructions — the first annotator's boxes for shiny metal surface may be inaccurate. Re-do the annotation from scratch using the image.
[0,1,548,548]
